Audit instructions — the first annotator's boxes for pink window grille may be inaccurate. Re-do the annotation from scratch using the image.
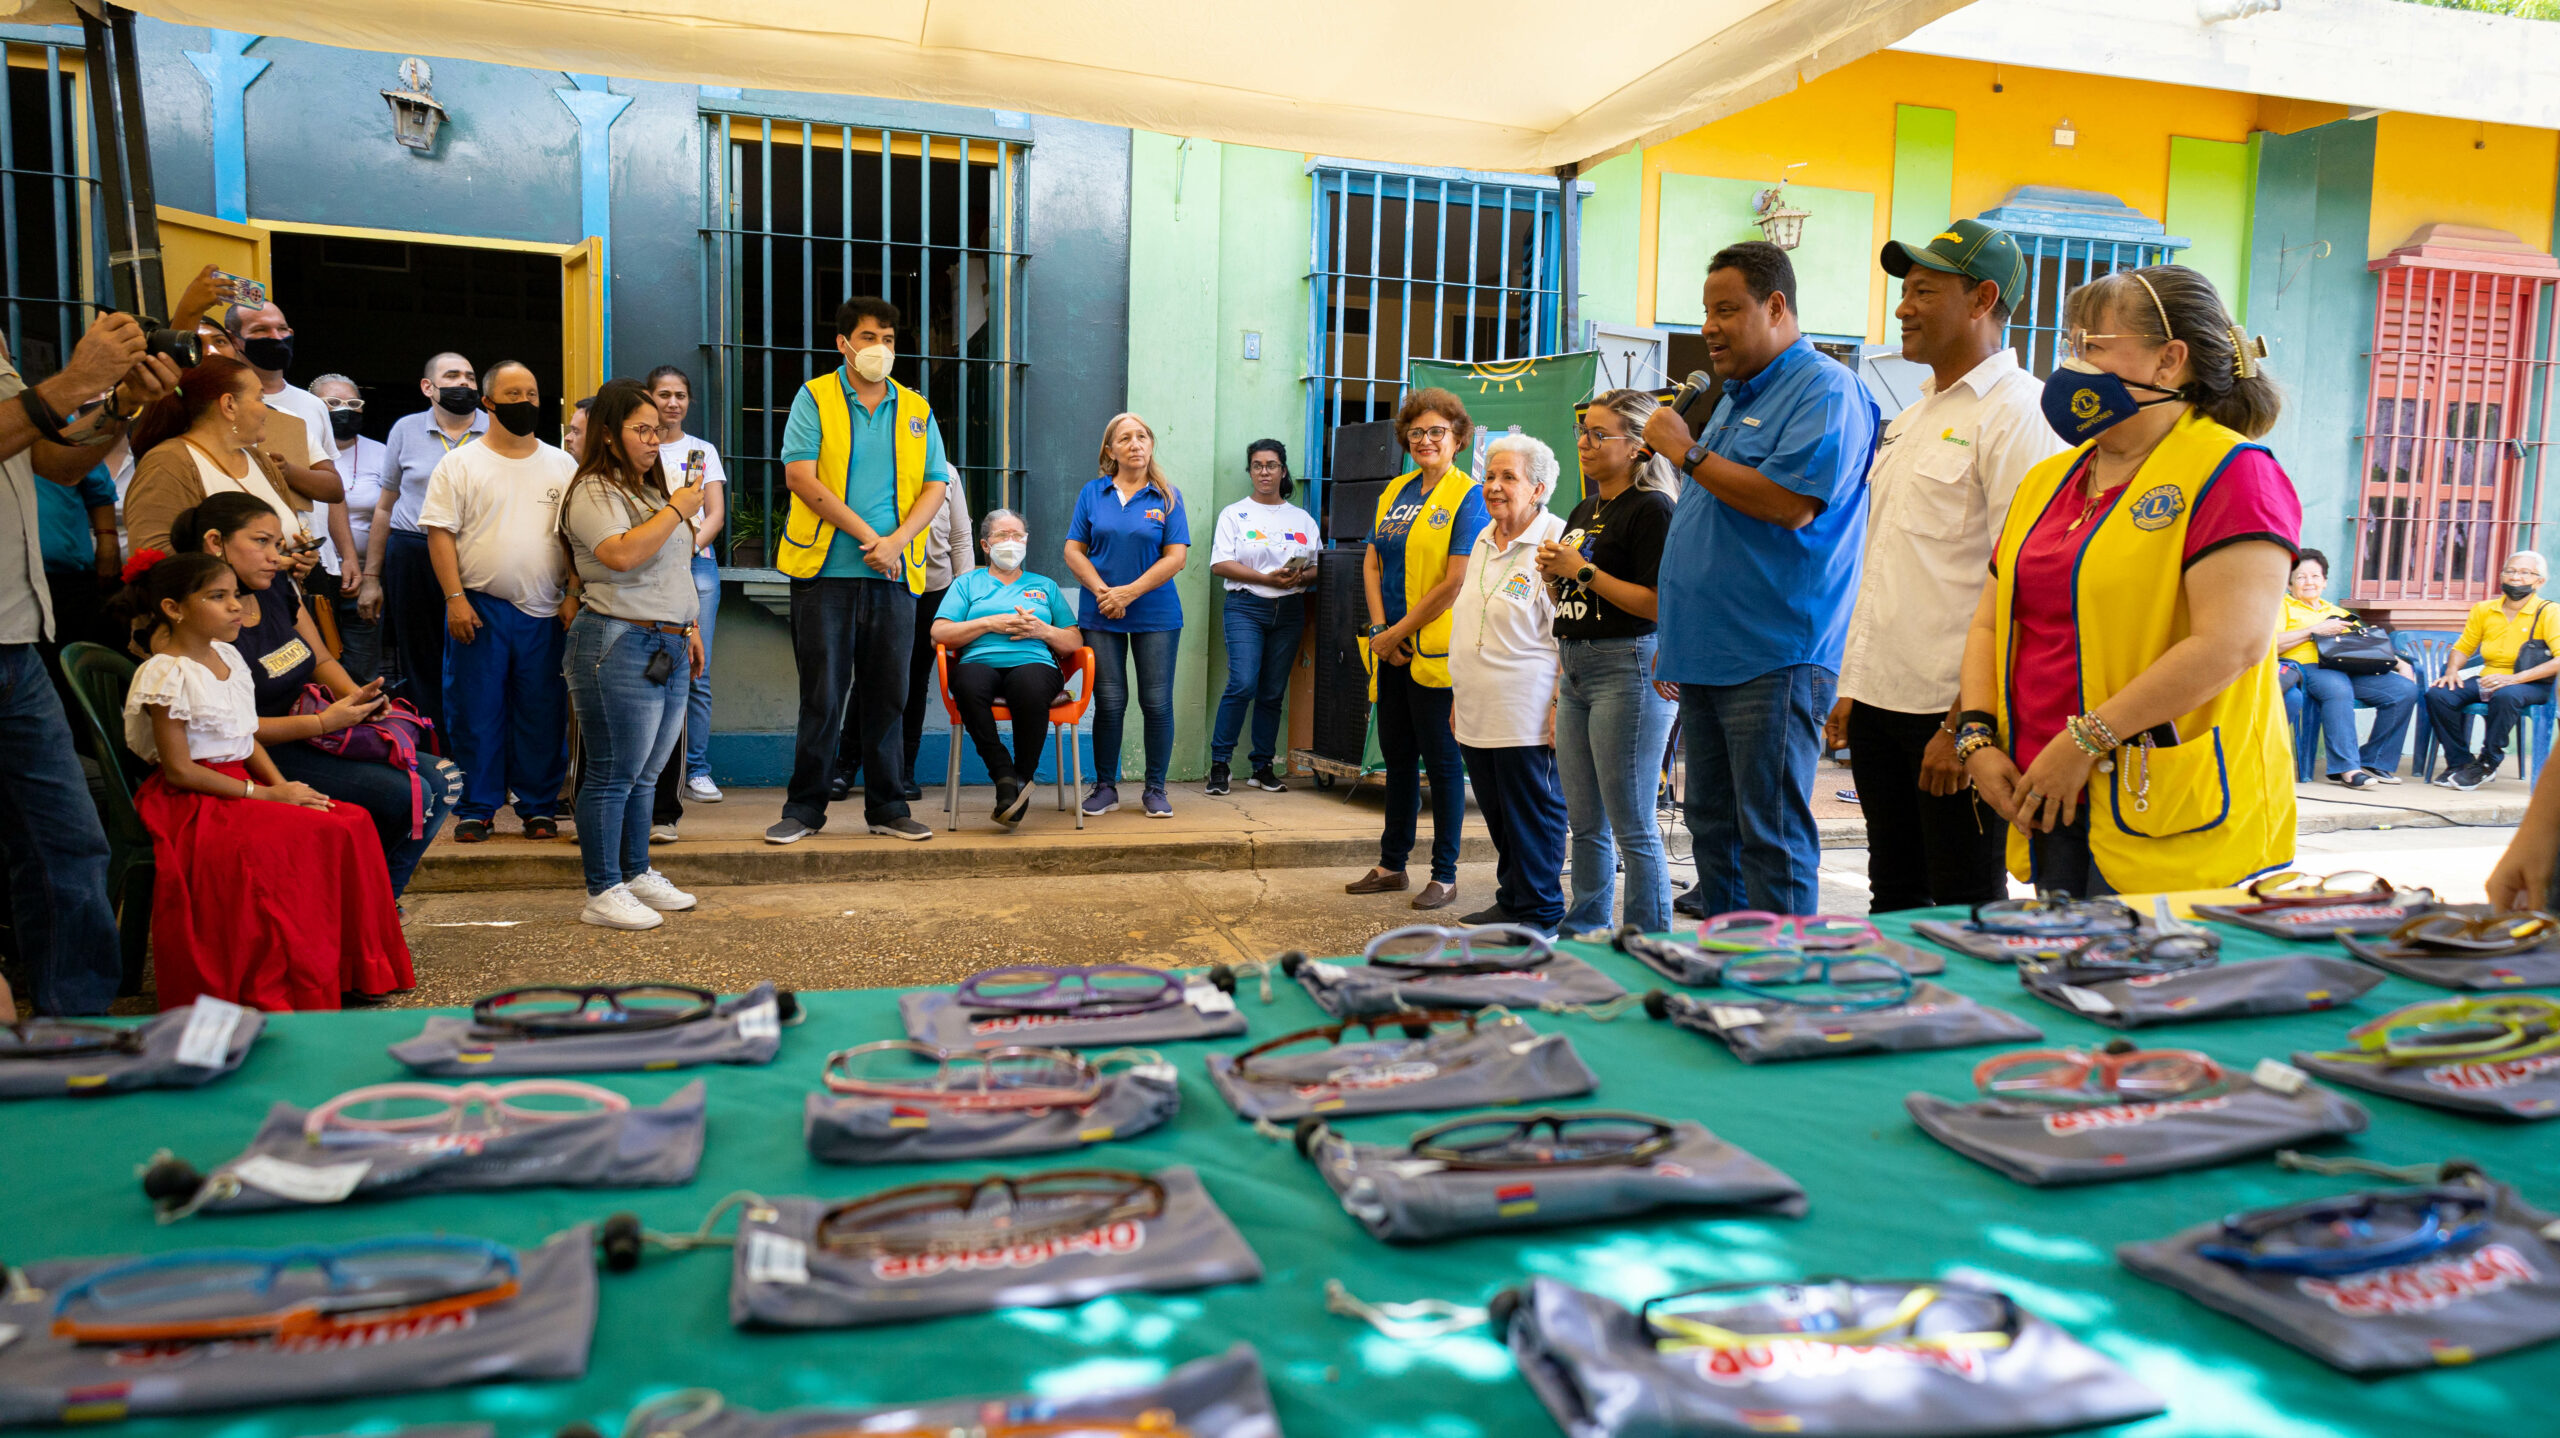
[2353,225,2560,622]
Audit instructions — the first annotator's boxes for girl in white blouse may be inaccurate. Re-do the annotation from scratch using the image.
[117,550,412,1011]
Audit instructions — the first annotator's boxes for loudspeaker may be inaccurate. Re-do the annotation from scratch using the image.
[1332,420,1402,481]
[1326,479,1389,542]
[1310,549,1372,766]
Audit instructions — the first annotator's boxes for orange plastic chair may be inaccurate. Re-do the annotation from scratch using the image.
[938,643,1097,830]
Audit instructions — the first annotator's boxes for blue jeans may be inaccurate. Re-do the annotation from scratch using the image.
[2424,673,2552,772]
[1376,657,1464,884]
[1679,665,1831,916]
[565,612,689,894]
[2279,660,2419,776]
[0,643,119,1013]
[1091,627,1177,788]
[1212,591,1303,768]
[787,576,914,828]
[1462,742,1568,933]
[1557,636,1675,935]
[443,592,568,822]
[685,554,720,780]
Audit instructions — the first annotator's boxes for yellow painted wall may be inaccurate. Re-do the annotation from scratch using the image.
[2368,113,2559,258]
[1639,49,2352,336]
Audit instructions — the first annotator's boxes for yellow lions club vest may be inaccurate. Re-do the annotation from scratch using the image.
[1364,467,1478,694]
[775,373,933,593]
[1990,410,2295,893]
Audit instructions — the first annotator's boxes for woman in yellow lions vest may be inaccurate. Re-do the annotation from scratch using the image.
[1344,388,1492,913]
[1953,265,2301,897]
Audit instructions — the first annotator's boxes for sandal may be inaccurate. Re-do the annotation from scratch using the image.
[523,816,560,841]
[454,818,492,843]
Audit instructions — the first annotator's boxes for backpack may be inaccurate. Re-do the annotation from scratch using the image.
[290,684,443,839]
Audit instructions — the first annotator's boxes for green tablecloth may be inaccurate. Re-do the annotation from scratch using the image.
[5,909,2556,1437]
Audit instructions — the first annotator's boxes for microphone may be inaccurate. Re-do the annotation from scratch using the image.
[1667,369,1722,433]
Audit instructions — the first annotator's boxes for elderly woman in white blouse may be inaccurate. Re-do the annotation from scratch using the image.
[1448,433,1570,935]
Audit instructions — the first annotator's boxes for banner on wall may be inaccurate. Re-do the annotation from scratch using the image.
[1408,350,1601,517]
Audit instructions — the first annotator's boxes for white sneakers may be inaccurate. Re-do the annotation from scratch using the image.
[580,871,698,931]
[685,775,723,802]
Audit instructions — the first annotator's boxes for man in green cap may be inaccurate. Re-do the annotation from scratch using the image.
[1826,218,2065,912]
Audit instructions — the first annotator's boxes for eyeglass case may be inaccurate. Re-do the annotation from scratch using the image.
[389,984,785,1075]
[1615,931,1941,988]
[1648,982,2041,1064]
[899,980,1248,1049]
[0,1003,264,1099]
[804,1062,1181,1164]
[1204,1016,1596,1122]
[1292,951,1627,1018]
[1907,1074,2369,1187]
[2016,952,2382,1029]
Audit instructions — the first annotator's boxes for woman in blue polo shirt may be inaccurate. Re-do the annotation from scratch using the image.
[1064,412,1190,818]
[933,508,1083,828]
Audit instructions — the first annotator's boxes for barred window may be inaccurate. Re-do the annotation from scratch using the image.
[0,39,96,381]
[698,112,1028,573]
[1975,188,2184,379]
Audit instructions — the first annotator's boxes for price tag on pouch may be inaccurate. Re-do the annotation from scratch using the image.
[745,1230,809,1285]
[174,996,249,1068]
[2250,1057,2310,1096]
[232,1155,371,1204]
[735,1000,781,1040]
[1131,1062,1179,1084]
[1707,1005,1765,1030]
[2057,985,2118,1016]
[1384,1159,1450,1179]
[1184,983,1236,1015]
[1307,961,1348,985]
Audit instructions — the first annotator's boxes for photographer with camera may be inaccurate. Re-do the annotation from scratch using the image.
[1641,241,1881,918]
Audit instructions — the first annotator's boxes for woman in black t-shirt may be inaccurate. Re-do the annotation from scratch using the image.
[1533,389,1680,937]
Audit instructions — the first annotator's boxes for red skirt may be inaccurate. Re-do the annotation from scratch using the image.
[136,760,415,1012]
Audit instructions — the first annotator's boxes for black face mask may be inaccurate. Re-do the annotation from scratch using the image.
[2503,582,2539,601]
[327,409,363,443]
[240,335,293,373]
[435,384,480,416]
[488,400,543,438]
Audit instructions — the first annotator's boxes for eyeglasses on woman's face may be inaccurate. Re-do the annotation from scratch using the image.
[1406,425,1453,444]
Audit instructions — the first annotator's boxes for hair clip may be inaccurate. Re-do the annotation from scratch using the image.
[2229,326,2267,379]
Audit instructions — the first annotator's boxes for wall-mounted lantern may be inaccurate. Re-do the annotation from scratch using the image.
[1753,184,1810,251]
[382,57,448,152]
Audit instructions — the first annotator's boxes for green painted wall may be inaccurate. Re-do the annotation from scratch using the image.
[1889,105,1956,248]
[2166,135,2255,323]
[1124,133,1312,781]
[2243,118,2378,592]
[1578,148,1644,327]
[1657,174,1875,337]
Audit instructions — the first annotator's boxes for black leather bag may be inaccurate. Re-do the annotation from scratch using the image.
[2314,619,2398,675]
[2515,600,2554,675]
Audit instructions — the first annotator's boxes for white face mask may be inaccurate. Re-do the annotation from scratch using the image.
[988,539,1028,569]
[850,344,893,383]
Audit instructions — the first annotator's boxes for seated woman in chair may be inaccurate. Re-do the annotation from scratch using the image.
[2273,548,2418,790]
[932,508,1083,828]
[2426,549,2559,791]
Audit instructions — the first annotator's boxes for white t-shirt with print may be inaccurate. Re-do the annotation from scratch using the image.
[1210,497,1320,598]
[658,434,728,559]
[124,643,259,765]
[417,441,576,616]
[1448,511,1565,748]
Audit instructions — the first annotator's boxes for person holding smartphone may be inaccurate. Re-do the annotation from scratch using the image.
[1206,438,1316,796]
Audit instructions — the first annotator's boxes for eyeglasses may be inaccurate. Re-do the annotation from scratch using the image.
[2197,1186,2492,1277]
[1229,1010,1482,1083]
[51,1236,519,1345]
[1641,1278,2019,1357]
[952,965,1183,1018]
[2049,929,2222,977]
[2385,910,2559,957]
[1361,924,1555,975]
[321,397,364,413]
[1404,426,1453,443]
[1247,459,1285,472]
[1573,424,1630,443]
[471,983,718,1038]
[0,1019,145,1062]
[822,1041,1104,1111]
[2238,870,2396,912]
[622,1392,1190,1438]
[1406,1109,1676,1170]
[814,1170,1164,1258]
[303,1080,628,1144]
[1972,1041,2229,1105]
[2060,330,2162,362]
[1718,952,1914,1011]
[2316,995,2560,1066]
[1695,910,1884,955]
[1970,895,2140,938]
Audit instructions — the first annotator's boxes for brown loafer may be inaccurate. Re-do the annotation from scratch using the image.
[1345,867,1409,895]
[1411,880,1457,911]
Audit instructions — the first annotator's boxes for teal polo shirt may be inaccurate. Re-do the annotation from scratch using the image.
[779,367,952,580]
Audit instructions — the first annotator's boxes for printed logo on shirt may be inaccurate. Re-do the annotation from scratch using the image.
[1144,508,1165,523]
[1500,573,1534,600]
[1938,427,1971,447]
[1376,501,1424,540]
[906,416,925,437]
[260,638,312,678]
[2130,484,2185,531]
[1428,508,1453,529]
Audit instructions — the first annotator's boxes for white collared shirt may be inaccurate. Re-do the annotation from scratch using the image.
[1836,348,2063,714]
[1450,510,1566,747]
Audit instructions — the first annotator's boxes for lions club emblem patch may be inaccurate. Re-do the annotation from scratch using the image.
[2130,484,2185,531]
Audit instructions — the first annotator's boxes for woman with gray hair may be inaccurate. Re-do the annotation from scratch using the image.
[1448,432,1570,934]
[929,507,1083,826]
[2424,549,2557,790]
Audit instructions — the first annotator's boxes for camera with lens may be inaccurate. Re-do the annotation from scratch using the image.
[139,318,201,369]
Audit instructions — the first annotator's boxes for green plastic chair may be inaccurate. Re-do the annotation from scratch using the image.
[56,642,155,996]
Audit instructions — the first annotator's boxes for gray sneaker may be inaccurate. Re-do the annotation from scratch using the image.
[869,816,933,841]
[2449,762,2492,791]
[1144,786,1172,818]
[1081,783,1121,816]
[764,817,815,845]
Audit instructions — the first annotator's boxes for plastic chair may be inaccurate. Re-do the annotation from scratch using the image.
[2400,631,2557,785]
[56,642,156,996]
[937,644,1096,830]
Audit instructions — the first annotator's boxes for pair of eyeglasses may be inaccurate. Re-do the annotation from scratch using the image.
[1361,925,1555,975]
[0,1018,145,1062]
[2197,1186,2492,1277]
[1404,425,1454,443]
[1973,1041,2228,1105]
[1405,1109,1676,1170]
[2049,930,2221,978]
[303,1080,628,1144]
[1573,424,1631,444]
[953,966,1183,1018]
[822,1041,1103,1111]
[2061,330,2163,362]
[1720,953,1914,1011]
[51,1236,519,1345]
[2317,996,2560,1067]
[1640,1278,2018,1357]
[2386,911,2559,957]
[1971,895,2140,937]
[322,397,365,413]
[472,983,717,1038]
[815,1170,1164,1258]
[2240,870,2395,911]
[1229,1011,1479,1083]
[1695,910,1883,955]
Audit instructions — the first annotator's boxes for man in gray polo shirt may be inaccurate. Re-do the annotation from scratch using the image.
[0,312,180,1013]
[360,352,485,732]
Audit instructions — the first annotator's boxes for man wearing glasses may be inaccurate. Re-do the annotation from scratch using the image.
[312,373,387,683]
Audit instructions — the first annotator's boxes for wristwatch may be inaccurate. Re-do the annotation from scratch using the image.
[1681,440,1711,474]
[1574,563,1596,586]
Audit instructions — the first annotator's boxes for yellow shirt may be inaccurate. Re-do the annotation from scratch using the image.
[2277,594,2351,663]
[2453,597,2555,677]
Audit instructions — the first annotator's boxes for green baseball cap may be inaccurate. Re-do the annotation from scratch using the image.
[1881,218,2028,311]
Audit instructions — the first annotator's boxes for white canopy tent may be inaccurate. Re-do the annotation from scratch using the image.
[35,0,1970,173]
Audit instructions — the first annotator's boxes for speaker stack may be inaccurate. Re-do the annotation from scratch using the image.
[1310,421,1407,768]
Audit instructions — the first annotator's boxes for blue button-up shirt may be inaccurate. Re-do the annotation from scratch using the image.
[1656,336,1880,686]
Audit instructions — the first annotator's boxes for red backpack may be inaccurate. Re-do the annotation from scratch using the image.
[289,684,443,838]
